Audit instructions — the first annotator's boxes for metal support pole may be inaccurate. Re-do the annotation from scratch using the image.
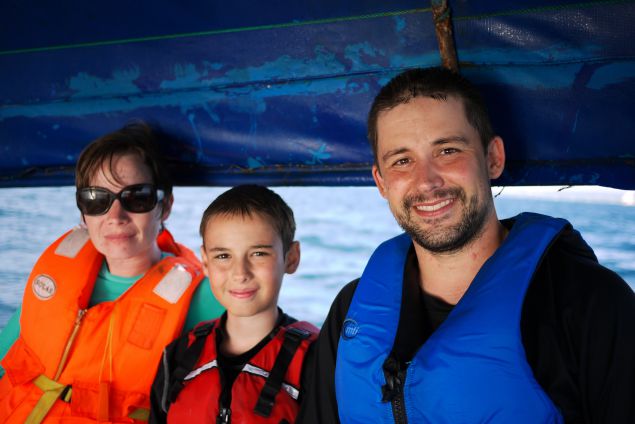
[430,0,459,72]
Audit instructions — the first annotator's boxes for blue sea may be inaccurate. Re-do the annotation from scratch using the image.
[0,186,633,329]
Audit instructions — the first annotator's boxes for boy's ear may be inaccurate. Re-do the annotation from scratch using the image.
[199,245,209,277]
[284,241,301,274]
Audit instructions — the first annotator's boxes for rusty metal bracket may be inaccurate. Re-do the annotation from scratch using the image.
[430,0,459,72]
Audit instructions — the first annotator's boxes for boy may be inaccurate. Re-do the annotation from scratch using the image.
[150,185,318,424]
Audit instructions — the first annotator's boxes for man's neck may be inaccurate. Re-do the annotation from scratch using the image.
[221,308,279,356]
[414,216,508,305]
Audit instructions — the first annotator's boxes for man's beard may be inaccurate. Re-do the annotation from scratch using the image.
[394,187,489,254]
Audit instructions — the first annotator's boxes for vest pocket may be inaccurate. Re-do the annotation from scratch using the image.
[1,337,45,386]
[127,303,166,350]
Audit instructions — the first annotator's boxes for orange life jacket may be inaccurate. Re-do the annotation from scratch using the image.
[166,319,317,424]
[0,227,204,423]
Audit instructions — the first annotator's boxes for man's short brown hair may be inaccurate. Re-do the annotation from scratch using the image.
[368,67,495,165]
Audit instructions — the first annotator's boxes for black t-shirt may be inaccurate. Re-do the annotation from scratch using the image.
[297,220,635,424]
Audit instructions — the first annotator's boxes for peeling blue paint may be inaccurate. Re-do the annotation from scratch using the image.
[344,42,383,71]
[202,103,220,124]
[247,156,265,169]
[160,63,206,90]
[225,46,347,83]
[69,68,141,98]
[394,16,406,32]
[306,143,331,165]
[187,113,204,162]
[52,124,60,130]
[202,61,224,71]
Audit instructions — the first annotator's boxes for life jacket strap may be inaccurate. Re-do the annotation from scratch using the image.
[253,327,311,417]
[128,407,150,421]
[25,375,149,423]
[25,375,69,424]
[167,321,216,404]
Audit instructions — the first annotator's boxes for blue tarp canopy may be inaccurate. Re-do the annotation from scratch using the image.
[1,0,634,188]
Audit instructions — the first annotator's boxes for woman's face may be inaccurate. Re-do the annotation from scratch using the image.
[82,153,169,276]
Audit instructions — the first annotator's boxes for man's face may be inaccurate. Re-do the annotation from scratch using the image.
[372,96,504,253]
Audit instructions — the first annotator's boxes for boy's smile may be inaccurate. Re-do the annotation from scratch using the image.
[200,212,300,322]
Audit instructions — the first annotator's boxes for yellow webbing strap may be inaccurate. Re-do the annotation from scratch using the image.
[128,408,150,421]
[25,375,68,424]
[24,374,148,422]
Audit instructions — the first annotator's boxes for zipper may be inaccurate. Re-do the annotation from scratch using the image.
[54,309,86,380]
[216,356,232,424]
[382,356,408,424]
[217,407,231,424]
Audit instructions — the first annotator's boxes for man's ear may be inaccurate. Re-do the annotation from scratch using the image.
[487,136,506,179]
[284,241,301,274]
[161,193,174,221]
[372,164,388,199]
[200,245,209,277]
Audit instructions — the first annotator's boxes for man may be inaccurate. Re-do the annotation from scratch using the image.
[298,67,635,423]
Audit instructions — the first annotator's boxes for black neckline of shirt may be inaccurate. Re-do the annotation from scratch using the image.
[391,219,521,364]
[391,245,455,364]
[215,308,294,368]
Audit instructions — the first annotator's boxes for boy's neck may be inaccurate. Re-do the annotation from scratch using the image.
[221,308,280,356]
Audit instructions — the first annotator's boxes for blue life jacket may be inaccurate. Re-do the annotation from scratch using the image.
[335,213,567,423]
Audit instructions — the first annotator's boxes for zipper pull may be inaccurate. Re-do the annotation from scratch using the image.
[76,308,87,324]
[381,356,405,402]
[217,407,231,424]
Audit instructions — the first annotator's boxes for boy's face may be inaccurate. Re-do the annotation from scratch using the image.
[200,212,300,320]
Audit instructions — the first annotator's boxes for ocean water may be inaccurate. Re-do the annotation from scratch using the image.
[0,186,633,329]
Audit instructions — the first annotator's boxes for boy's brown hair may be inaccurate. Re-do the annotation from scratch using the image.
[200,185,296,253]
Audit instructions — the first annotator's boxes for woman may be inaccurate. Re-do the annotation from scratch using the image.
[0,123,223,423]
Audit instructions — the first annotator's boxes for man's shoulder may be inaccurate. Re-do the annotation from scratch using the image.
[531,226,634,312]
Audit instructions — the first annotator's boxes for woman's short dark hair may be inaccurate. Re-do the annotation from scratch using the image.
[75,122,173,200]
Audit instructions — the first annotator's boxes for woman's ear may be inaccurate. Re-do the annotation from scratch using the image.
[161,193,174,221]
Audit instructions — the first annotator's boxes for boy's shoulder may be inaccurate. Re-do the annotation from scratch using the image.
[279,312,319,337]
[283,315,319,339]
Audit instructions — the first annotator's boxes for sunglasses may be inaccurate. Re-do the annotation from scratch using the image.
[76,184,165,216]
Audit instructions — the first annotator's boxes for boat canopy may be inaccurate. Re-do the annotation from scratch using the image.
[1,0,634,189]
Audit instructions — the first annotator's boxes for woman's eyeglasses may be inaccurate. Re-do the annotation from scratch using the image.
[76,184,165,216]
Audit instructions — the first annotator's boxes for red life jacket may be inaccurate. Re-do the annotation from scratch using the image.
[0,228,204,423]
[166,318,317,424]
